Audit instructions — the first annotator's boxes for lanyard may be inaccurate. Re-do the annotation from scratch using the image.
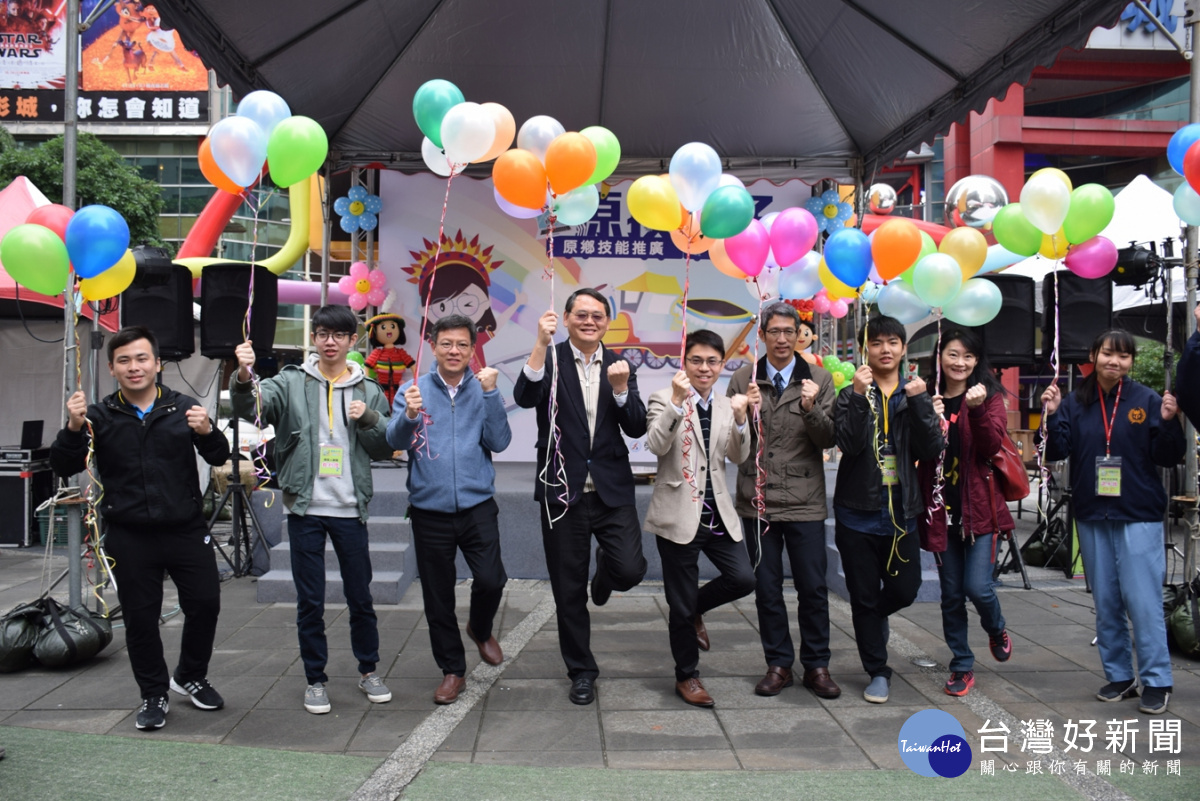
[880,384,896,438]
[1097,379,1122,458]
[320,367,350,436]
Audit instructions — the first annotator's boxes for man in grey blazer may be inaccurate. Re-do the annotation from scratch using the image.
[644,329,759,707]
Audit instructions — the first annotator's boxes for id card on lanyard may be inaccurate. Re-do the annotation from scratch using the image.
[1096,380,1122,497]
[319,367,349,478]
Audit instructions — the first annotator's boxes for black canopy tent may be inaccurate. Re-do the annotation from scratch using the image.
[162,0,1127,182]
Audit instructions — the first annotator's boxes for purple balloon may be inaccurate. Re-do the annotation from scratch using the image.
[724,218,770,277]
[1064,235,1117,280]
[494,186,543,219]
[770,207,818,268]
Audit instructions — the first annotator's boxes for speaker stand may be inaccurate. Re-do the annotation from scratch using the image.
[208,414,270,579]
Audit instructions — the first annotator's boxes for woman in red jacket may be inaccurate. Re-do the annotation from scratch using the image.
[918,329,1014,697]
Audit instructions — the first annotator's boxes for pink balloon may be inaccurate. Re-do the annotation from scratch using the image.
[368,269,387,288]
[829,298,849,318]
[366,288,387,306]
[724,218,769,277]
[349,261,369,280]
[337,275,356,295]
[770,207,818,268]
[348,293,369,311]
[813,292,831,314]
[1064,235,1117,279]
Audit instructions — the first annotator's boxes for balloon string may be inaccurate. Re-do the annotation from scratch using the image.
[538,209,571,526]
[749,289,769,569]
[240,185,275,490]
[1036,259,1061,516]
[678,219,699,500]
[927,313,946,523]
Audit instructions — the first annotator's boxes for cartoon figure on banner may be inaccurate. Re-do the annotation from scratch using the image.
[141,6,188,72]
[363,312,413,406]
[103,31,145,82]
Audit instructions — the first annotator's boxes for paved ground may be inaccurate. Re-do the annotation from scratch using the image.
[1,510,1199,800]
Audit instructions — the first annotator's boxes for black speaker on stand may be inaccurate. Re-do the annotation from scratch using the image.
[121,246,195,360]
[199,264,279,359]
[980,274,1036,368]
[1041,270,1113,363]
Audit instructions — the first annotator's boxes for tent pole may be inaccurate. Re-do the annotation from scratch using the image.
[1184,0,1199,587]
[320,163,331,307]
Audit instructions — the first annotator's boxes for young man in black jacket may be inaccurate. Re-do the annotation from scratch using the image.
[50,326,230,731]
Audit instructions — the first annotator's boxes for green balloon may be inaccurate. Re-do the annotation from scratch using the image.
[267,116,329,188]
[992,203,1042,257]
[840,363,855,381]
[347,351,365,367]
[1,223,69,296]
[1062,184,1115,245]
[580,126,620,186]
[412,79,464,149]
[700,186,754,239]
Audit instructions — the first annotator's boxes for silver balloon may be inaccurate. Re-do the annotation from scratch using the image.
[944,175,1009,230]
[868,183,897,215]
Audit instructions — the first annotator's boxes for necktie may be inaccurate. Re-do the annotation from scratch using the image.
[774,373,785,397]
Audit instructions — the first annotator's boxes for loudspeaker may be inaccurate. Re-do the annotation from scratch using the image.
[121,246,194,360]
[200,264,278,359]
[980,274,1036,368]
[1041,270,1113,364]
[0,463,53,547]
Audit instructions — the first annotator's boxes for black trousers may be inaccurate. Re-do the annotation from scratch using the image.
[104,518,221,699]
[410,498,507,677]
[834,521,921,679]
[541,493,647,679]
[657,527,756,681]
[743,518,832,671]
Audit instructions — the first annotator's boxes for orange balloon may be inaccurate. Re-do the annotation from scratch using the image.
[544,133,597,195]
[871,218,922,281]
[671,215,712,254]
[473,102,515,164]
[199,137,243,194]
[708,239,745,278]
[492,149,547,210]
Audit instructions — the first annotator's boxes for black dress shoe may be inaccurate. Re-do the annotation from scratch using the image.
[590,547,612,606]
[569,675,596,705]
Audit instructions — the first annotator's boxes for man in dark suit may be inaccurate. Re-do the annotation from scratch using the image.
[513,287,648,705]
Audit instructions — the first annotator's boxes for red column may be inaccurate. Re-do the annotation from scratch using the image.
[970,84,1026,199]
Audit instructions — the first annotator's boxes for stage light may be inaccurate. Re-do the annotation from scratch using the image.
[1112,245,1161,288]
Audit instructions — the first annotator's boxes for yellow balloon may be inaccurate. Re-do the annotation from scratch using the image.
[818,258,857,300]
[1039,229,1069,260]
[1030,167,1072,193]
[938,226,988,279]
[79,249,136,301]
[627,175,683,231]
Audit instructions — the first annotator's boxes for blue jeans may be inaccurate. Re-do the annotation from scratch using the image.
[288,514,380,684]
[938,531,1005,672]
[1076,520,1173,689]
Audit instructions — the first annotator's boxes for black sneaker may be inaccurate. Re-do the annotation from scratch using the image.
[170,675,225,710]
[135,695,169,730]
[1138,686,1171,715]
[988,630,1013,662]
[1096,678,1138,702]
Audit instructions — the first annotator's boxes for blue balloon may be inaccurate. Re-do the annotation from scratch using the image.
[877,281,931,324]
[64,205,129,279]
[235,90,291,139]
[357,212,378,232]
[347,186,368,202]
[1174,183,1200,226]
[333,196,350,215]
[1168,124,1200,176]
[363,195,383,214]
[339,214,359,233]
[824,228,871,288]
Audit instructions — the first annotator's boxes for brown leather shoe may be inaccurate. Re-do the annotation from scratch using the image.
[434,674,465,705]
[694,615,710,651]
[675,677,715,708]
[754,666,794,697]
[466,623,504,666]
[802,667,842,699]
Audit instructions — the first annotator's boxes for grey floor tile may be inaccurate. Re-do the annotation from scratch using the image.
[0,673,74,710]
[346,709,427,752]
[738,745,876,770]
[498,650,568,680]
[717,707,856,750]
[600,709,727,750]
[0,708,131,734]
[484,679,584,712]
[437,709,481,752]
[473,750,606,767]
[221,708,364,751]
[207,648,298,676]
[24,673,140,710]
[605,748,741,770]
[477,709,601,751]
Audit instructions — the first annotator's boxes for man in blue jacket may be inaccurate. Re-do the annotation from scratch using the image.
[387,314,512,705]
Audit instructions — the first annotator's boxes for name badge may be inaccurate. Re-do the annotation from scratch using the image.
[320,445,345,477]
[881,451,899,487]
[1095,456,1122,497]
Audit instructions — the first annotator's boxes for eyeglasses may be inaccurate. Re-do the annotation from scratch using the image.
[313,330,350,342]
[435,340,471,351]
[765,327,797,338]
[570,311,607,323]
[685,357,723,369]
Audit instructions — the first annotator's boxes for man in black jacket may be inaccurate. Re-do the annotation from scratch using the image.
[50,326,230,731]
[513,287,648,705]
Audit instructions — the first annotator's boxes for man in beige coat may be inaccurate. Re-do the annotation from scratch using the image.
[645,329,759,707]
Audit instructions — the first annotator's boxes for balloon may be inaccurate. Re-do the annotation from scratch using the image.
[938,226,988,279]
[0,223,70,295]
[79,249,136,301]
[876,280,931,324]
[992,203,1043,257]
[1020,172,1071,234]
[699,185,754,239]
[1064,235,1118,279]
[829,298,849,318]
[911,253,963,308]
[860,283,882,303]
[1185,141,1200,196]
[818,259,857,300]
[824,228,872,288]
[944,175,1008,230]
[580,126,620,185]
[236,90,291,139]
[552,183,600,226]
[1168,123,1200,175]
[871,218,922,281]
[669,142,722,213]
[492,149,548,210]
[627,175,683,231]
[670,215,712,255]
[25,204,73,242]
[347,351,365,367]
[832,370,846,388]
[208,115,266,188]
[813,292,831,314]
[494,186,542,219]
[474,102,516,163]
[440,102,496,165]
[267,116,328,188]
[358,212,378,232]
[1039,230,1069,260]
[760,212,780,269]
[717,174,745,190]
[422,137,460,177]
[412,79,464,149]
[517,116,565,164]
[745,269,780,303]
[707,238,746,279]
[1174,182,1200,226]
[545,132,597,195]
[977,244,1026,275]
[724,219,769,277]
[770,207,818,268]
[1062,184,1115,245]
[867,184,897,215]
[65,205,130,278]
[1029,167,1072,193]
[780,251,822,299]
[942,278,1002,326]
[366,287,387,307]
[198,138,245,194]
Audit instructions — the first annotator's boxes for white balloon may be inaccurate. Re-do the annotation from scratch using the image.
[877,281,931,324]
[208,116,267,188]
[1019,173,1071,235]
[440,102,496,165]
[718,174,745,190]
[236,90,292,139]
[421,136,459,177]
[745,268,780,303]
[669,141,722,213]
[517,115,565,164]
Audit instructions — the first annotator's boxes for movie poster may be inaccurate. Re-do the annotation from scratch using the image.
[0,1,67,90]
[80,1,206,92]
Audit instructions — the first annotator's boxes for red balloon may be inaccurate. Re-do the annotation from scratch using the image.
[1185,140,1200,195]
[26,204,75,243]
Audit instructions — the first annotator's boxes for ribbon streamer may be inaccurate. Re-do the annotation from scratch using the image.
[926,314,947,523]
[538,211,571,526]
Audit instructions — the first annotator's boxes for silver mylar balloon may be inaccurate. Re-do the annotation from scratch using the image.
[944,175,1009,230]
[868,183,897,215]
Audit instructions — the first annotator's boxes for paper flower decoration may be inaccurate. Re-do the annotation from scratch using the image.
[338,260,387,310]
[334,186,383,233]
[805,189,854,234]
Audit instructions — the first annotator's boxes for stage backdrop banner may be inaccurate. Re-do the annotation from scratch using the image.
[378,171,813,462]
[0,2,67,89]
